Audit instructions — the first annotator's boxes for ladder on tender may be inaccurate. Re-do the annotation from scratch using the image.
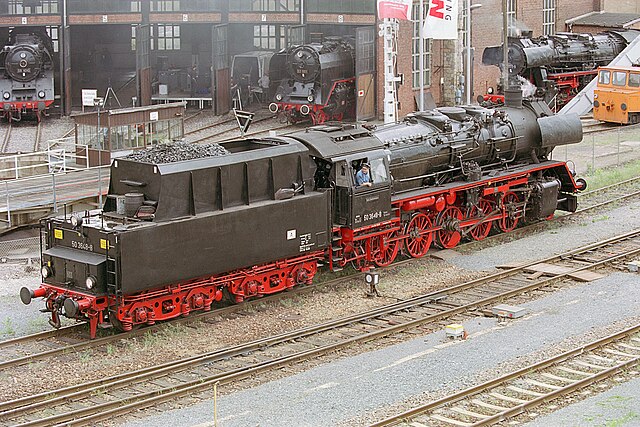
[105,236,120,296]
[559,34,640,117]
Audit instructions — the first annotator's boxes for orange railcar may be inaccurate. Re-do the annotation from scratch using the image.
[593,66,640,124]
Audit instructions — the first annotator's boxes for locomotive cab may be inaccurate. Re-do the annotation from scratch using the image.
[337,154,393,228]
[291,124,393,228]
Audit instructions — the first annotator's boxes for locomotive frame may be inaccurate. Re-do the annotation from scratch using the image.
[481,30,640,111]
[21,99,586,338]
[268,38,356,125]
[0,28,55,122]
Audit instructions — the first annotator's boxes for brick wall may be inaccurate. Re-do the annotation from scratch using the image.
[602,0,640,13]
[69,14,142,24]
[0,15,61,25]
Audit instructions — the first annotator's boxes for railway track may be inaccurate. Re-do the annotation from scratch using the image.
[188,114,279,144]
[2,229,639,426]
[1,172,638,374]
[579,117,640,135]
[32,122,41,151]
[1,123,11,152]
[60,127,74,139]
[371,324,640,427]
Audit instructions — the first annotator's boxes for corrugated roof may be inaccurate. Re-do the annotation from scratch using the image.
[566,11,640,28]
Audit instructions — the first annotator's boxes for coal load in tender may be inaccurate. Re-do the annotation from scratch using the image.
[123,142,231,164]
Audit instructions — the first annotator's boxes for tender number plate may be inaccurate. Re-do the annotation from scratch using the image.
[71,241,94,252]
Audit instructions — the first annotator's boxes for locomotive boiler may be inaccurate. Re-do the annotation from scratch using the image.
[0,29,55,122]
[21,97,585,338]
[268,37,356,125]
[482,30,640,109]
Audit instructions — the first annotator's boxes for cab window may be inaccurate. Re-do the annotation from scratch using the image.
[369,158,389,183]
[613,71,627,87]
[352,157,389,188]
[629,73,640,88]
[598,70,611,85]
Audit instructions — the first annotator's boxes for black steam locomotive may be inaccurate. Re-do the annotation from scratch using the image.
[21,97,586,338]
[0,29,55,122]
[482,30,640,109]
[268,37,355,125]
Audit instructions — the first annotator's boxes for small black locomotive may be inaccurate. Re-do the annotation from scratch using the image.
[21,97,585,338]
[482,30,640,109]
[0,29,55,122]
[268,37,355,125]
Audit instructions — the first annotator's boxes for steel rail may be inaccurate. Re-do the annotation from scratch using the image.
[370,324,640,426]
[3,230,639,426]
[579,174,640,197]
[0,323,84,350]
[0,179,637,372]
[1,123,12,153]
[1,167,637,365]
[190,116,281,144]
[32,122,41,152]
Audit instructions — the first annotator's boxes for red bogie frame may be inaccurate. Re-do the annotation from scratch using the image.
[35,253,322,338]
[0,99,54,122]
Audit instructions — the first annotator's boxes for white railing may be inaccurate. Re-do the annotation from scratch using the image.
[47,137,90,172]
[0,138,91,181]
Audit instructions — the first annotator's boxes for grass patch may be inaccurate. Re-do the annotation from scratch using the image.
[78,350,93,363]
[0,318,16,336]
[597,395,634,410]
[606,412,638,427]
[583,159,640,191]
[26,316,48,333]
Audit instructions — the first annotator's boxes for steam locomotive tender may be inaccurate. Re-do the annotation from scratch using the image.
[268,37,356,125]
[0,29,55,122]
[482,30,639,109]
[21,98,586,338]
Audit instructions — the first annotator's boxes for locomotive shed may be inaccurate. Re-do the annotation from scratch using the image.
[1,1,640,426]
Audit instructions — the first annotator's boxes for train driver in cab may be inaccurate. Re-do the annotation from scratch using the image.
[355,163,372,188]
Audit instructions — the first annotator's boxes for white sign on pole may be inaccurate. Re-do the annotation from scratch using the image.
[82,89,98,107]
[377,0,412,20]
[423,0,459,40]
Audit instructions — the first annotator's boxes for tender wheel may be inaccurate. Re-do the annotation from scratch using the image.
[404,213,433,258]
[372,229,400,267]
[436,206,463,249]
[108,309,140,332]
[499,191,521,232]
[467,199,493,241]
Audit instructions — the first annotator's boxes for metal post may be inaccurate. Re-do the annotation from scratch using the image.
[5,181,11,228]
[419,0,425,111]
[465,0,471,105]
[465,2,482,104]
[52,173,57,212]
[502,0,509,90]
[14,155,18,180]
[94,97,104,208]
[592,133,595,173]
[214,381,219,427]
[617,127,621,166]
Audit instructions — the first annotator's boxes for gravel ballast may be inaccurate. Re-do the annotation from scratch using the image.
[125,271,640,427]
